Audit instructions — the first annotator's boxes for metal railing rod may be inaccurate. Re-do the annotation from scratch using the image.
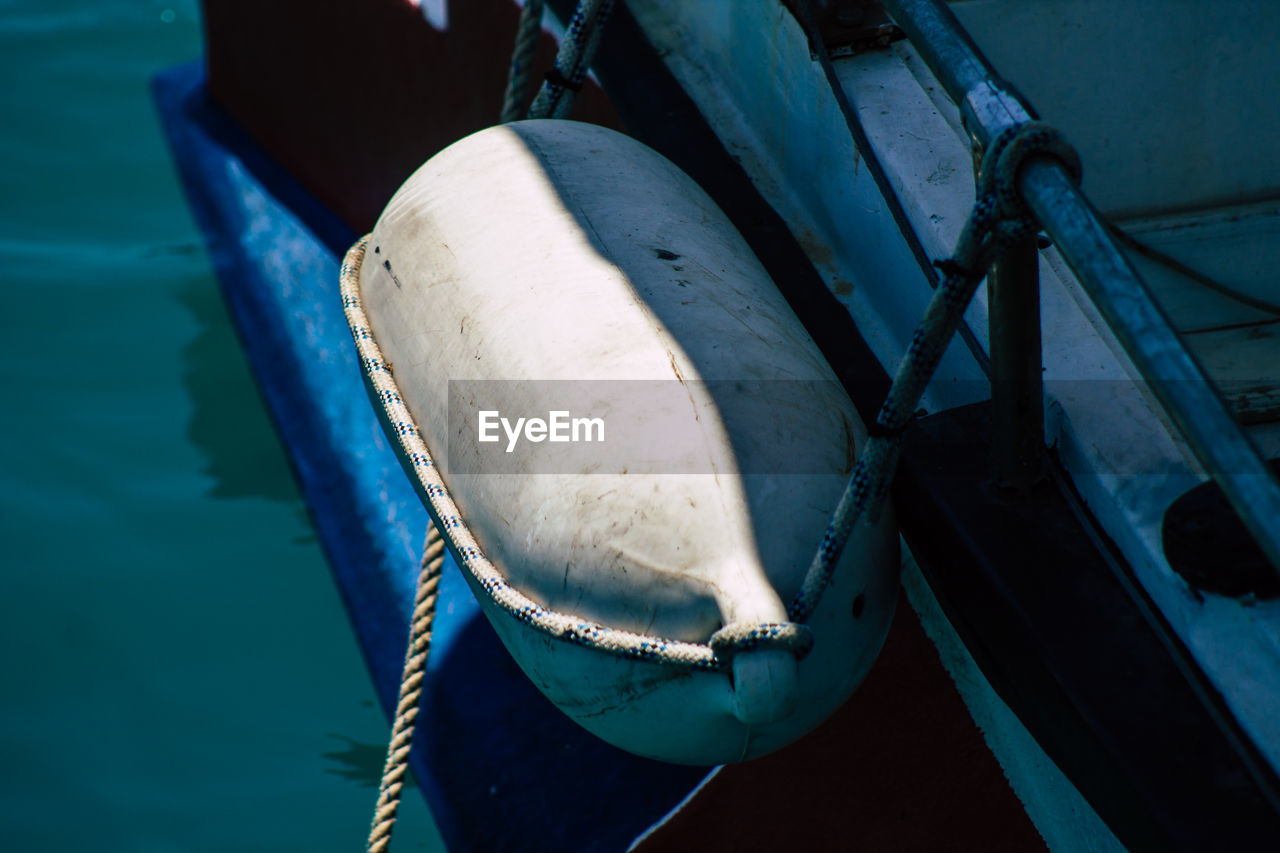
[880,0,1030,146]
[1020,162,1280,572]
[987,231,1044,488]
[879,0,1280,574]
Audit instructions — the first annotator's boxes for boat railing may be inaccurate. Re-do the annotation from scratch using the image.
[878,0,1280,577]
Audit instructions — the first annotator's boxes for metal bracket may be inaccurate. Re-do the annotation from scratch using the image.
[783,0,904,58]
[970,142,1047,489]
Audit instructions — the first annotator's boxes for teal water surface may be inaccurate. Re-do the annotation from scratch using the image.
[0,2,442,849]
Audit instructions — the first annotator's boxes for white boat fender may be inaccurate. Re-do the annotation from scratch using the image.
[343,120,899,765]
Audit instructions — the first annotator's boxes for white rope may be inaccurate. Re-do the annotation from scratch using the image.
[367,523,444,853]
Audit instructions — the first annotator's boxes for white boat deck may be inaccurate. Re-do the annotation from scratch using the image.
[1118,200,1280,440]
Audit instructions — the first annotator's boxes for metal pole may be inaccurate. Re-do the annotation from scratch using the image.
[1019,161,1280,570]
[973,141,1046,489]
[880,0,1029,147]
[880,0,1280,574]
[988,232,1044,488]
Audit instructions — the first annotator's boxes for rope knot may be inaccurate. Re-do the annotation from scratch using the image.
[981,121,1082,222]
[709,621,814,663]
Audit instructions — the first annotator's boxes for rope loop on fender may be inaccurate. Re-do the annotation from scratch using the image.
[341,237,811,675]
[709,621,815,663]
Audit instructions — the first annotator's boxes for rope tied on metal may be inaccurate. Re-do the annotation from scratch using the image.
[790,121,1081,621]
[366,522,445,853]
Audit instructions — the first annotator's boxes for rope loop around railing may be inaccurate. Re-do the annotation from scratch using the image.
[982,121,1082,222]
[789,120,1080,621]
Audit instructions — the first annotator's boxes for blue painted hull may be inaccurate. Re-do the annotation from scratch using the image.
[152,60,709,852]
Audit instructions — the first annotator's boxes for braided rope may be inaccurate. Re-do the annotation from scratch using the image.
[790,122,1081,621]
[709,620,814,661]
[526,0,615,119]
[499,0,545,123]
[549,1,611,121]
[340,238,811,671]
[367,522,445,853]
